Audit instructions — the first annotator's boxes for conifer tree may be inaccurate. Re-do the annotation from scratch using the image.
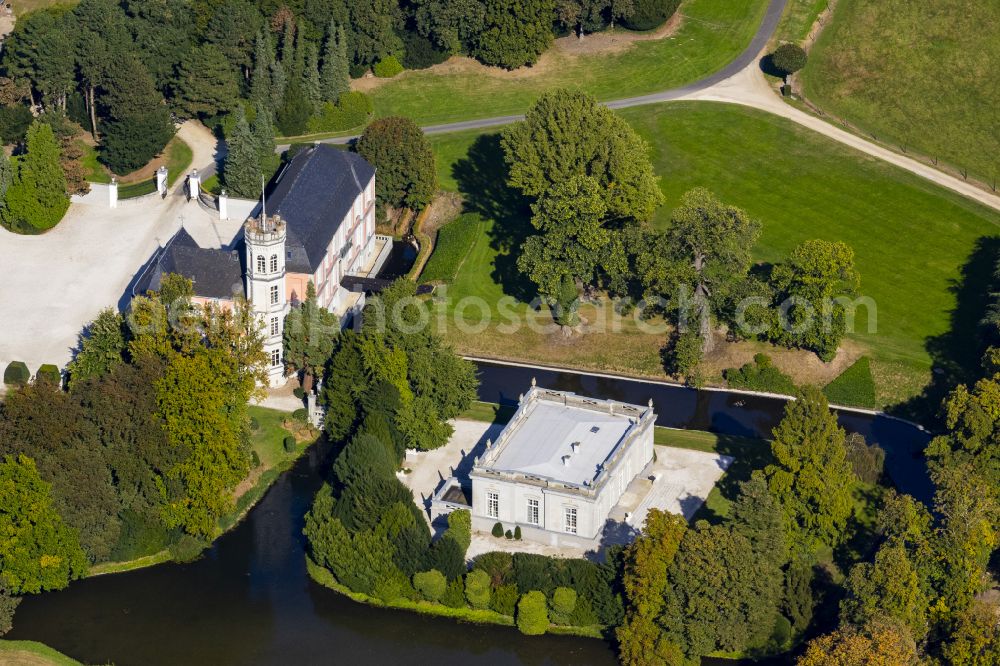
[250,29,276,112]
[98,55,174,175]
[250,107,275,165]
[303,42,322,113]
[320,22,350,103]
[4,121,69,232]
[223,106,261,198]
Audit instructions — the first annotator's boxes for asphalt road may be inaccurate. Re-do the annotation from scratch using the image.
[302,0,789,145]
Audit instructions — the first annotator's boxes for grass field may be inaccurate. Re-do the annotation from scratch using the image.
[420,213,484,283]
[296,0,768,133]
[0,640,82,666]
[427,102,1000,408]
[823,356,877,409]
[800,0,1000,187]
[773,0,828,44]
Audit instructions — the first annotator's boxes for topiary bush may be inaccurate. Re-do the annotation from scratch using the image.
[513,525,522,540]
[413,569,447,601]
[517,591,549,635]
[504,529,513,540]
[491,522,504,538]
[373,55,404,78]
[464,569,492,609]
[491,583,519,616]
[549,586,577,625]
[446,509,472,551]
[3,361,30,386]
[772,43,808,76]
[441,577,466,608]
[292,408,308,423]
[622,0,681,31]
[293,386,305,399]
[36,364,61,386]
[306,92,374,133]
[283,434,296,453]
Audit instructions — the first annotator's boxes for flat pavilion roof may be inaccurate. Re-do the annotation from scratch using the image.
[489,401,634,486]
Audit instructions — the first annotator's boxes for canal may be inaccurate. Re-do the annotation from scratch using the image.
[6,360,933,665]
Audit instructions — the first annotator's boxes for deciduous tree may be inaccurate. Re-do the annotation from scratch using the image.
[356,116,437,211]
[471,0,554,69]
[0,455,88,594]
[68,308,127,388]
[501,89,662,221]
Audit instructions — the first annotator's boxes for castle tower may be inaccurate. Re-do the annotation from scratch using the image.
[245,212,288,387]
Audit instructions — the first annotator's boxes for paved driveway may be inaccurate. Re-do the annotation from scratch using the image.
[0,122,227,375]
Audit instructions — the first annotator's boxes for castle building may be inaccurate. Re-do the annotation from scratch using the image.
[466,385,656,546]
[134,144,381,387]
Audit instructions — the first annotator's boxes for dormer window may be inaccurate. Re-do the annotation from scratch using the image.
[256,255,266,273]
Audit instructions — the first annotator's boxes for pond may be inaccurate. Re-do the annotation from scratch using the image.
[6,360,933,665]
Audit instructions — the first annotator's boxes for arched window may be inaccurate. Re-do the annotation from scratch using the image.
[270,254,278,273]
[256,254,266,273]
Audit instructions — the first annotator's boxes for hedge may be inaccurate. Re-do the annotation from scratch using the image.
[723,354,796,395]
[419,213,482,284]
[823,357,877,409]
[3,361,30,386]
[305,92,374,134]
[283,435,296,452]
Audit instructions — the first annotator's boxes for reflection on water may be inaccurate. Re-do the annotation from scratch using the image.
[7,361,931,666]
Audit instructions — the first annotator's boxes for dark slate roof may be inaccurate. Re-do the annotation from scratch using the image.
[267,144,375,274]
[133,228,244,300]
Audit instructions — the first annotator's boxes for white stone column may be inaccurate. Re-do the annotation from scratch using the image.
[156,166,168,196]
[188,169,200,201]
[219,189,229,220]
[109,178,118,209]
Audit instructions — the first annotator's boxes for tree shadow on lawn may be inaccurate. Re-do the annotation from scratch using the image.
[690,434,773,525]
[892,235,1000,424]
[451,133,536,302]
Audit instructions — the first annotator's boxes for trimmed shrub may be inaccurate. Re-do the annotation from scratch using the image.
[3,361,30,386]
[550,586,577,625]
[772,43,808,76]
[723,354,797,395]
[440,577,466,608]
[513,525,522,540]
[292,408,308,422]
[505,529,513,540]
[36,364,61,386]
[517,591,549,635]
[465,569,492,609]
[622,0,681,31]
[169,534,207,563]
[474,551,513,586]
[373,55,404,78]
[401,31,449,70]
[491,522,504,538]
[491,583,519,616]
[413,569,447,601]
[293,387,305,399]
[446,509,471,551]
[283,435,296,453]
[305,92,374,133]
[426,535,466,580]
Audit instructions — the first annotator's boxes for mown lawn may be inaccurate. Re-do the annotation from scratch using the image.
[0,640,82,666]
[800,0,1000,186]
[427,102,1000,407]
[325,0,769,130]
[823,357,877,409]
[773,0,828,44]
[420,213,483,283]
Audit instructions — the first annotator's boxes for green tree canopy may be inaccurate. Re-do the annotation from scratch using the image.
[764,386,856,548]
[3,121,70,232]
[471,0,554,69]
[223,105,263,198]
[320,22,351,103]
[67,308,127,388]
[171,44,240,118]
[0,454,88,594]
[516,590,549,635]
[501,88,662,221]
[841,540,930,640]
[356,116,437,211]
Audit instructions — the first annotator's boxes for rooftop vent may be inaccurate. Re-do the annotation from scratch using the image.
[571,441,581,453]
[590,426,600,433]
[561,454,571,467]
